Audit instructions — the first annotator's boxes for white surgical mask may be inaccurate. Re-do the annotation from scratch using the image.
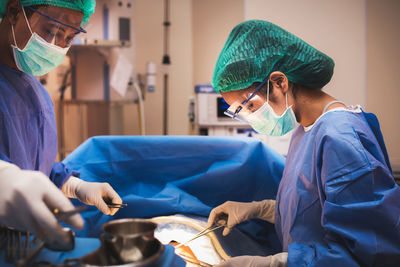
[246,82,297,136]
[11,6,69,76]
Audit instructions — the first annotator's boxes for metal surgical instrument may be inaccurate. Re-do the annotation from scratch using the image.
[175,213,228,249]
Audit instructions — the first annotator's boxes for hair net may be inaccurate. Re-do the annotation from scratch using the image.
[212,20,335,93]
[0,0,96,26]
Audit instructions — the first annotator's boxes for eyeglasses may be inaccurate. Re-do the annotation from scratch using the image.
[24,6,86,47]
[224,76,270,122]
[223,62,281,121]
[26,6,86,33]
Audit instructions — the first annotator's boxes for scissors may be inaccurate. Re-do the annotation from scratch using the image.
[175,213,228,249]
[15,206,87,267]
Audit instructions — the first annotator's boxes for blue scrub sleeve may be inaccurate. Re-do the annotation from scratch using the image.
[50,162,80,189]
[0,153,12,163]
[362,111,392,172]
[287,133,400,266]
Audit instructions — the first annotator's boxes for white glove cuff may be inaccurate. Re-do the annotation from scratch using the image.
[61,176,83,199]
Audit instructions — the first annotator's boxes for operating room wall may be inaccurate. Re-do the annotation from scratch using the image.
[128,0,193,135]
[192,0,244,85]
[366,0,400,166]
[132,0,244,135]
[128,0,164,135]
[168,0,193,135]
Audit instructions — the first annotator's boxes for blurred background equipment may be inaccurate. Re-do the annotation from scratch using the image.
[55,0,148,159]
[162,0,171,135]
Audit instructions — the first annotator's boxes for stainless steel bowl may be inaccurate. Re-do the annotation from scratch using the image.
[102,219,157,238]
[97,219,159,264]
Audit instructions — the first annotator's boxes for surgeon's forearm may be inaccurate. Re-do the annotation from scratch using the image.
[254,199,276,223]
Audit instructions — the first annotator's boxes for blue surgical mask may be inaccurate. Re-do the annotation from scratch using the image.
[246,82,297,136]
[11,7,69,76]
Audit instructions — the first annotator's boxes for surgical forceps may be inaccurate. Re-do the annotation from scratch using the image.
[175,213,228,249]
[107,203,128,209]
[103,197,128,209]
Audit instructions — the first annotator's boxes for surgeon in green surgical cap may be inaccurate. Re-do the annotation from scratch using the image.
[0,0,123,245]
[208,20,400,266]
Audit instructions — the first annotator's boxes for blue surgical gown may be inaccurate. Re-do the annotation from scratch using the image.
[0,61,75,188]
[275,109,400,266]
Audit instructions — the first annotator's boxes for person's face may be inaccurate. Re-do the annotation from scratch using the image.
[7,2,83,49]
[221,81,288,117]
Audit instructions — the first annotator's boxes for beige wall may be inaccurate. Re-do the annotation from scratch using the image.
[130,0,244,135]
[366,0,400,165]
[244,0,367,106]
[130,0,193,135]
[168,0,193,135]
[192,0,244,85]
[131,0,164,135]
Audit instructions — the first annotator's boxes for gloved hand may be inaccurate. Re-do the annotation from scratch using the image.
[207,200,275,236]
[0,161,84,244]
[214,253,288,267]
[62,176,122,215]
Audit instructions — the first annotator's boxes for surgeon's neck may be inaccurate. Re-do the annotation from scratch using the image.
[292,87,346,127]
[0,20,19,70]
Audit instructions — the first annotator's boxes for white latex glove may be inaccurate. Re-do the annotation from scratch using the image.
[62,176,122,215]
[0,161,84,244]
[207,200,275,236]
[214,253,288,267]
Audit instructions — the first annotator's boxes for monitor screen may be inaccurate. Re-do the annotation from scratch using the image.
[119,18,130,41]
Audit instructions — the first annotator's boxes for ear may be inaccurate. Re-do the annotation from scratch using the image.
[5,0,21,25]
[269,71,290,94]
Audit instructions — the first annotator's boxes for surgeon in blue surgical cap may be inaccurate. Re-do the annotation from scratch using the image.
[208,20,400,266]
[0,0,122,241]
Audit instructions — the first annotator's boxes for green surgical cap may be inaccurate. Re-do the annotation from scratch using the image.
[212,20,335,93]
[0,0,96,26]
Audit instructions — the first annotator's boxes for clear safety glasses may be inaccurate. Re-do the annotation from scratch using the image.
[24,6,87,48]
[224,76,270,123]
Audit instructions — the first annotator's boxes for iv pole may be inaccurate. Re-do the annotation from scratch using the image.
[162,0,171,135]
